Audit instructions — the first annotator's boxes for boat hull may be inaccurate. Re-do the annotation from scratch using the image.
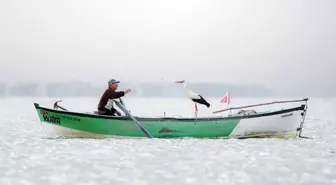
[34,103,307,139]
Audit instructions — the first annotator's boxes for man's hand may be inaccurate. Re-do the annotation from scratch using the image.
[124,88,131,94]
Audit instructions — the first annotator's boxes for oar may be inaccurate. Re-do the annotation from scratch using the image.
[114,99,153,139]
[119,98,126,107]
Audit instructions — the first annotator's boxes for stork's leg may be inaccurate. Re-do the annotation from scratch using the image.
[194,103,198,118]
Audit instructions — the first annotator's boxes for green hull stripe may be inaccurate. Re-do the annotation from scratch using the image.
[37,108,240,138]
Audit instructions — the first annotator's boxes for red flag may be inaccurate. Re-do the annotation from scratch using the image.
[220,92,230,104]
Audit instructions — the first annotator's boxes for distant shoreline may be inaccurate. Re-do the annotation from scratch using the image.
[0,81,273,97]
[0,81,334,98]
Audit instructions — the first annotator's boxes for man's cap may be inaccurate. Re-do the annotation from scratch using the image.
[108,79,120,85]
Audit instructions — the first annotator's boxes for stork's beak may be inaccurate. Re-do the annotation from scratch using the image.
[175,80,185,83]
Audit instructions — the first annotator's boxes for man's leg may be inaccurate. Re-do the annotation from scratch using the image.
[102,108,115,116]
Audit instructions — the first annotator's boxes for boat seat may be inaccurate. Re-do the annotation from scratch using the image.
[93,111,105,115]
[92,110,124,117]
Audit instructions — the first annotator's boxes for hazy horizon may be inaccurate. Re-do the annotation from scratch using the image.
[1,0,335,95]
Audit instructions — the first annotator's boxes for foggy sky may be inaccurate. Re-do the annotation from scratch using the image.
[0,0,335,92]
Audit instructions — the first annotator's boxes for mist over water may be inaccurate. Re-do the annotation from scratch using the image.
[0,0,336,97]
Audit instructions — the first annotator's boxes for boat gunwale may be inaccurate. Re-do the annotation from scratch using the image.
[33,103,306,122]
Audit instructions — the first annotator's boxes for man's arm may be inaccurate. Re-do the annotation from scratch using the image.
[108,91,125,99]
[108,89,131,99]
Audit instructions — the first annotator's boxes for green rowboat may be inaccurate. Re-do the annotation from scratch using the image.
[33,98,309,139]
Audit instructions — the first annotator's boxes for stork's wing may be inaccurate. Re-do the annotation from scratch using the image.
[183,84,200,99]
[186,89,200,99]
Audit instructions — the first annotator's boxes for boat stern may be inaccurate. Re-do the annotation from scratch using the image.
[228,104,308,139]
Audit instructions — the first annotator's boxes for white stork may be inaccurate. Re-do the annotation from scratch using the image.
[175,80,210,117]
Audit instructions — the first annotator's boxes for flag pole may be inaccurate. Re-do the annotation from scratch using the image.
[228,91,231,116]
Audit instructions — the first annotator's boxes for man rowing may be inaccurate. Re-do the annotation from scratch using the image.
[97,79,131,116]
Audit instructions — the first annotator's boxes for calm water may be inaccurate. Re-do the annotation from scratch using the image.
[0,97,335,185]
